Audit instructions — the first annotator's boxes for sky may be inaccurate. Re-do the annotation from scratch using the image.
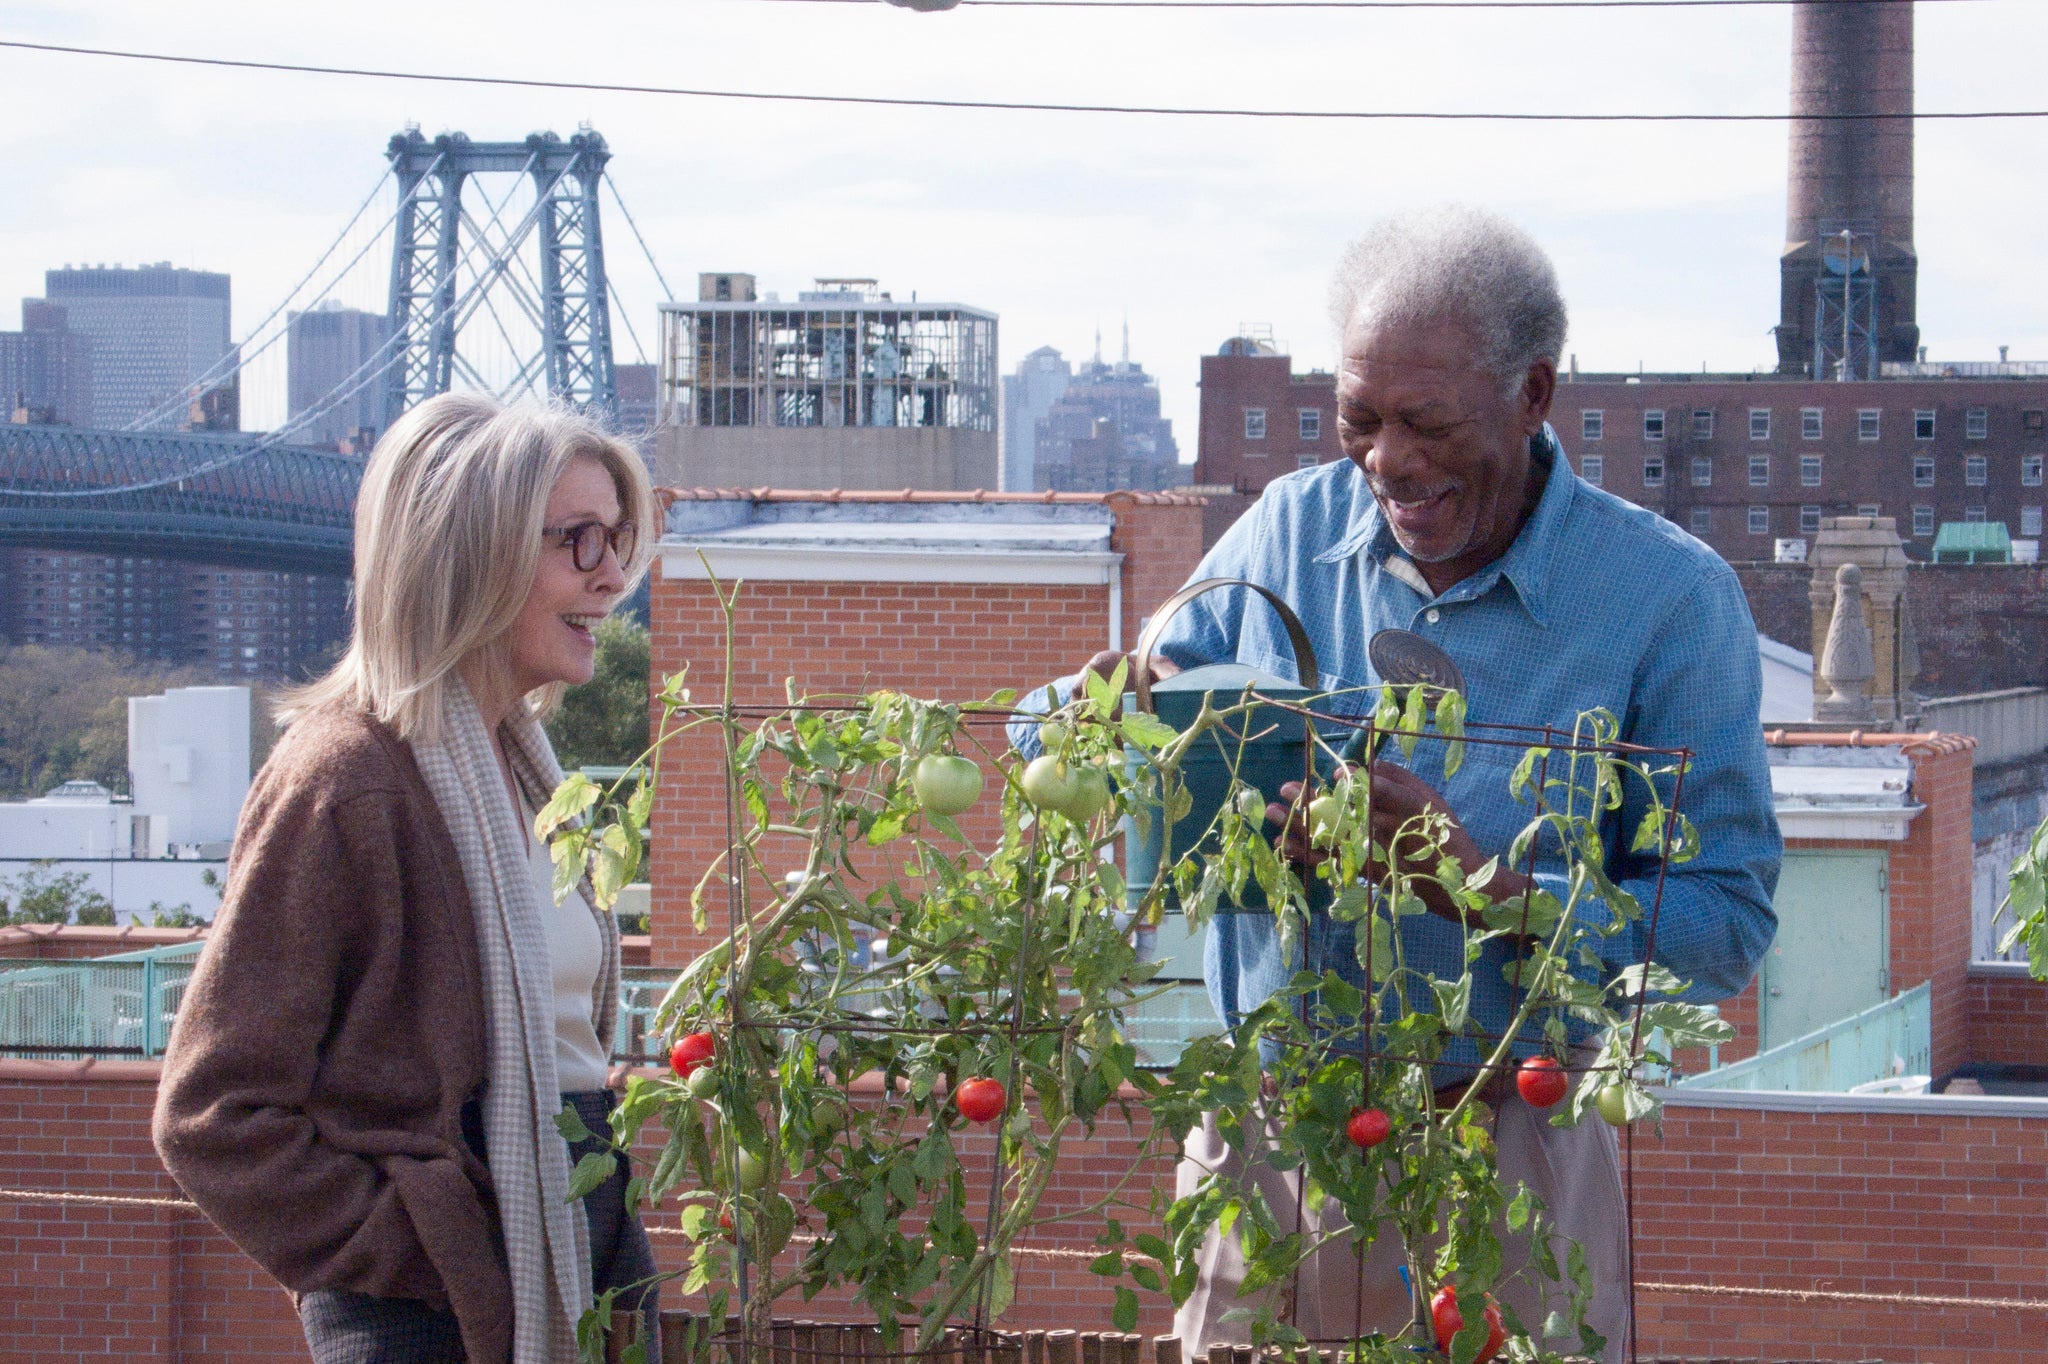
[3,0,2046,453]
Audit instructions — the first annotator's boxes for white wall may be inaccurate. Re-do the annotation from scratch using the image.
[0,800,131,860]
[128,686,250,850]
[0,856,224,923]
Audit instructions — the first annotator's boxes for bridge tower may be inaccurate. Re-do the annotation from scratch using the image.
[383,128,617,429]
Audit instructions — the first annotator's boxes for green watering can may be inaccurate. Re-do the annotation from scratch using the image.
[1121,578,1331,919]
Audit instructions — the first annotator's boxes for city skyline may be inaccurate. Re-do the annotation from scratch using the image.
[1,1,2046,448]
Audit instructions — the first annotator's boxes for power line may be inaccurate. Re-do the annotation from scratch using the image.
[2,37,2041,124]
[800,0,1951,7]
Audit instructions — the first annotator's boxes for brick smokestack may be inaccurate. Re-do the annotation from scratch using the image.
[1775,0,1918,375]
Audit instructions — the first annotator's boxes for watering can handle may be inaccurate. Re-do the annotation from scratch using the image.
[1131,577,1320,714]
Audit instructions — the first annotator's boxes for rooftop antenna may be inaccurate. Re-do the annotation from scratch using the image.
[1093,323,1102,367]
[1121,316,1130,369]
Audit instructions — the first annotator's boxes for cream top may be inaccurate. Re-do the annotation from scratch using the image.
[526,824,611,1093]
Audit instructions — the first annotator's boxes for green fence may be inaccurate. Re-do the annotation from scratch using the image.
[1676,981,1930,1093]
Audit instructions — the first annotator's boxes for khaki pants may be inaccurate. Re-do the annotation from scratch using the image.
[1171,1084,1629,1363]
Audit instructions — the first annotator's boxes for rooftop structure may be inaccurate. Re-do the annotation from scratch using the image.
[655,273,998,492]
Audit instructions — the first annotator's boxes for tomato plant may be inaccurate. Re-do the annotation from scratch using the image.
[541,573,1738,1364]
[670,1031,715,1078]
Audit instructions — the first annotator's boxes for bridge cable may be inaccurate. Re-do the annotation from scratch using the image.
[3,37,2042,123]
[5,183,554,500]
[609,277,651,369]
[122,165,401,433]
[604,173,677,304]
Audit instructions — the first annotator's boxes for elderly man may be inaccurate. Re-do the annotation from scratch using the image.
[1016,208,1780,1359]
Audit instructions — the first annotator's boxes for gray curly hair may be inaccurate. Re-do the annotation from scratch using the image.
[1328,206,1568,392]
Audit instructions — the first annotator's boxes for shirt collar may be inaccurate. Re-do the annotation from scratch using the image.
[1314,424,1577,627]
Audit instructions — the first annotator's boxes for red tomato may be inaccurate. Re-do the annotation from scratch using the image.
[1430,1285,1505,1364]
[670,1031,716,1078]
[1515,1055,1569,1109]
[1345,1107,1391,1149]
[954,1077,1007,1124]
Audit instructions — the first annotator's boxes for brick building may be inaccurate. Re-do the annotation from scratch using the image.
[0,300,93,426]
[0,549,349,677]
[1193,343,2048,563]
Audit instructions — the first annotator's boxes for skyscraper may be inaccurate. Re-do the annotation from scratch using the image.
[1028,326,1180,493]
[42,264,234,429]
[0,300,93,425]
[287,301,392,448]
[1002,346,1072,493]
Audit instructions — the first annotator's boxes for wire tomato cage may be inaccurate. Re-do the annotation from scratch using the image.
[649,677,1700,1364]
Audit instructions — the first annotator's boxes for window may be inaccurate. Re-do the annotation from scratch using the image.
[1859,409,1881,441]
[1643,455,1665,487]
[1691,455,1713,487]
[1800,455,1823,487]
[1582,410,1605,442]
[1296,453,1320,470]
[1749,409,1771,441]
[1748,506,1770,535]
[1857,504,1882,518]
[1965,507,1987,523]
[1800,505,1822,535]
[1966,407,1989,440]
[1689,507,1712,536]
[1580,455,1604,487]
[1966,454,1988,486]
[1244,408,1267,440]
[2024,454,2044,487]
[2023,507,2044,538]
[1298,409,1321,441]
[1749,455,1771,487]
[1643,409,1665,441]
[1691,409,1714,440]
[1914,409,1936,439]
[1801,407,1824,440]
[2025,409,2045,433]
[1913,505,1935,536]
[1914,456,1935,487]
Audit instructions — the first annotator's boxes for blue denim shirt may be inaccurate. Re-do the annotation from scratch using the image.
[1015,431,1781,1072]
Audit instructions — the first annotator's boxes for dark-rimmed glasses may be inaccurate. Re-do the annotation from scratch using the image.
[542,519,638,572]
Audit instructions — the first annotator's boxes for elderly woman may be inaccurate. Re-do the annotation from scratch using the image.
[154,393,664,1363]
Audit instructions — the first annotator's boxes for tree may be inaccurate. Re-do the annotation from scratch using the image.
[0,644,276,799]
[545,616,652,771]
[1,863,117,926]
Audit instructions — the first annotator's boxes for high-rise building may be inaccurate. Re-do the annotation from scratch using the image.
[1029,327,1181,493]
[39,264,233,430]
[0,548,349,677]
[0,301,94,426]
[656,274,998,491]
[286,301,391,448]
[613,363,659,455]
[1002,346,1072,492]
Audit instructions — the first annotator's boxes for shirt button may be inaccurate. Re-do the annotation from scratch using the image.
[1426,608,1441,624]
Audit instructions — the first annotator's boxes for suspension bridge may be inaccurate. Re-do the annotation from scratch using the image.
[0,127,670,577]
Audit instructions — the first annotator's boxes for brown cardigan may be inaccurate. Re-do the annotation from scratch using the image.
[153,702,514,1364]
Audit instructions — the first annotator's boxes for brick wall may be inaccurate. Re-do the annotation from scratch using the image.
[11,1065,2046,1362]
[1736,561,2048,695]
[1965,967,2048,1068]
[1632,1097,2048,1364]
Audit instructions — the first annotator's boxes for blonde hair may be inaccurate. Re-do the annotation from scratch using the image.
[282,392,658,742]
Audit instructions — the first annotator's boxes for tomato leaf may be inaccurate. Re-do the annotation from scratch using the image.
[566,1151,618,1203]
[1112,1286,1139,1333]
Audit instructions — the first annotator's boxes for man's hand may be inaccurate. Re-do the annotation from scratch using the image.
[1272,760,1531,928]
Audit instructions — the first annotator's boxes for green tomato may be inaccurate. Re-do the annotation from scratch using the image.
[1037,719,1073,755]
[912,753,983,816]
[1594,1083,1630,1126]
[1235,787,1267,823]
[1066,767,1113,822]
[1020,755,1083,814]
[735,1148,770,1191]
[1308,793,1346,846]
[685,1065,720,1100]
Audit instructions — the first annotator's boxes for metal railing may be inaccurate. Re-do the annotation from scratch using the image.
[0,941,203,1060]
[1677,981,1930,1093]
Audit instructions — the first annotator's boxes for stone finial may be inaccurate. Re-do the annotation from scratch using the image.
[1815,562,1876,722]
